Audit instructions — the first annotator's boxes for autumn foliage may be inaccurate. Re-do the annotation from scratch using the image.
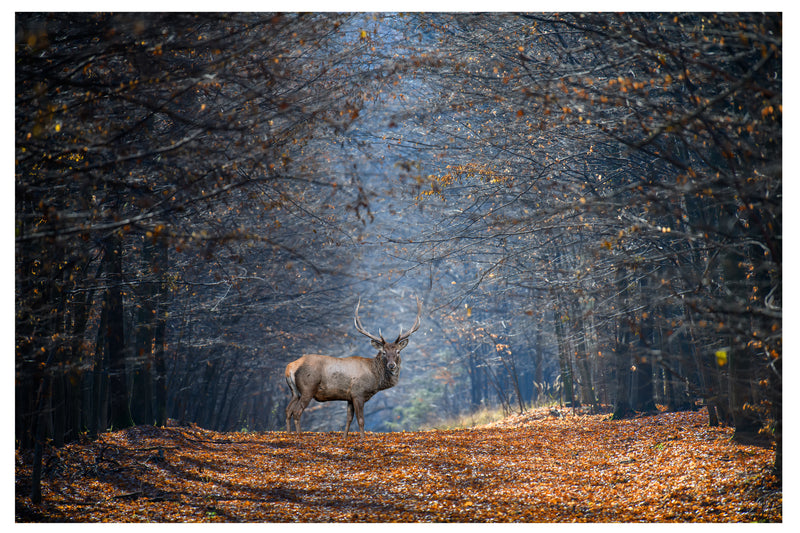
[16,409,779,522]
[15,13,782,519]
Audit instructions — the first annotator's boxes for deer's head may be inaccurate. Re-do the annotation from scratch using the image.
[354,295,422,374]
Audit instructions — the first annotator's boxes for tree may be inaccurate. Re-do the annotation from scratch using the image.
[15,12,400,500]
[387,12,781,464]
[16,12,781,487]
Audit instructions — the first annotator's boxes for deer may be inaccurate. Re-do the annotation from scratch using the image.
[285,295,422,437]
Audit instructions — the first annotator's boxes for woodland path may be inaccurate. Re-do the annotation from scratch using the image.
[15,409,780,522]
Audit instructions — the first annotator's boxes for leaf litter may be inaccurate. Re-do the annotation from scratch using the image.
[15,408,780,522]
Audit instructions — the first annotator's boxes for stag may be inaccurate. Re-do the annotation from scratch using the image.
[285,295,422,437]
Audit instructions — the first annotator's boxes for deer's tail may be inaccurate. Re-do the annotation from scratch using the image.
[285,362,301,400]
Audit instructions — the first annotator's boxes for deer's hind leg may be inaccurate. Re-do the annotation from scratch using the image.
[285,397,299,432]
[289,394,313,433]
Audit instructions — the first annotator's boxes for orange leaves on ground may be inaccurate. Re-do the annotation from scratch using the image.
[16,409,779,522]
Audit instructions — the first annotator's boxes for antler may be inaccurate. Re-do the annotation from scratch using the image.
[354,297,384,344]
[354,295,423,344]
[395,295,423,343]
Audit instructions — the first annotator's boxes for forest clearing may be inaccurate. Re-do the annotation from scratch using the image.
[16,13,781,525]
[15,408,780,523]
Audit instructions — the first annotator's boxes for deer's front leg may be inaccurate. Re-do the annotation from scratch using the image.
[351,397,366,437]
[344,400,356,437]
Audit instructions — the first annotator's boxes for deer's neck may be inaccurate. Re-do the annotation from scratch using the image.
[372,356,400,391]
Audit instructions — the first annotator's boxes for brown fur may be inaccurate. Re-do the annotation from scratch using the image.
[285,297,421,437]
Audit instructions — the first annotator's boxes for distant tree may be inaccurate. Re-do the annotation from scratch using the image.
[393,12,780,462]
[15,12,398,501]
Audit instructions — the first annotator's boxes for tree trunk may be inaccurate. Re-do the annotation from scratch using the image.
[771,355,782,477]
[728,347,761,437]
[131,296,154,425]
[553,299,575,408]
[103,231,133,430]
[153,237,169,426]
[572,299,597,410]
[534,319,544,393]
[153,313,168,426]
[630,279,656,413]
[612,318,634,420]
[467,350,483,409]
[612,266,635,420]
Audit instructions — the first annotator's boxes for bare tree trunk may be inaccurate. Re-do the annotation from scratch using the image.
[103,231,133,431]
[553,296,575,409]
[572,299,597,411]
[612,266,635,420]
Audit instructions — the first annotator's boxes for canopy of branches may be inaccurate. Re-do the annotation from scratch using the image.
[15,13,781,514]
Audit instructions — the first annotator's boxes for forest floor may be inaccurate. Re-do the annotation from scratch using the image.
[15,408,781,522]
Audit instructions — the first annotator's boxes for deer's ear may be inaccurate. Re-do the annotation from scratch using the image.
[371,339,384,350]
[397,338,409,350]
